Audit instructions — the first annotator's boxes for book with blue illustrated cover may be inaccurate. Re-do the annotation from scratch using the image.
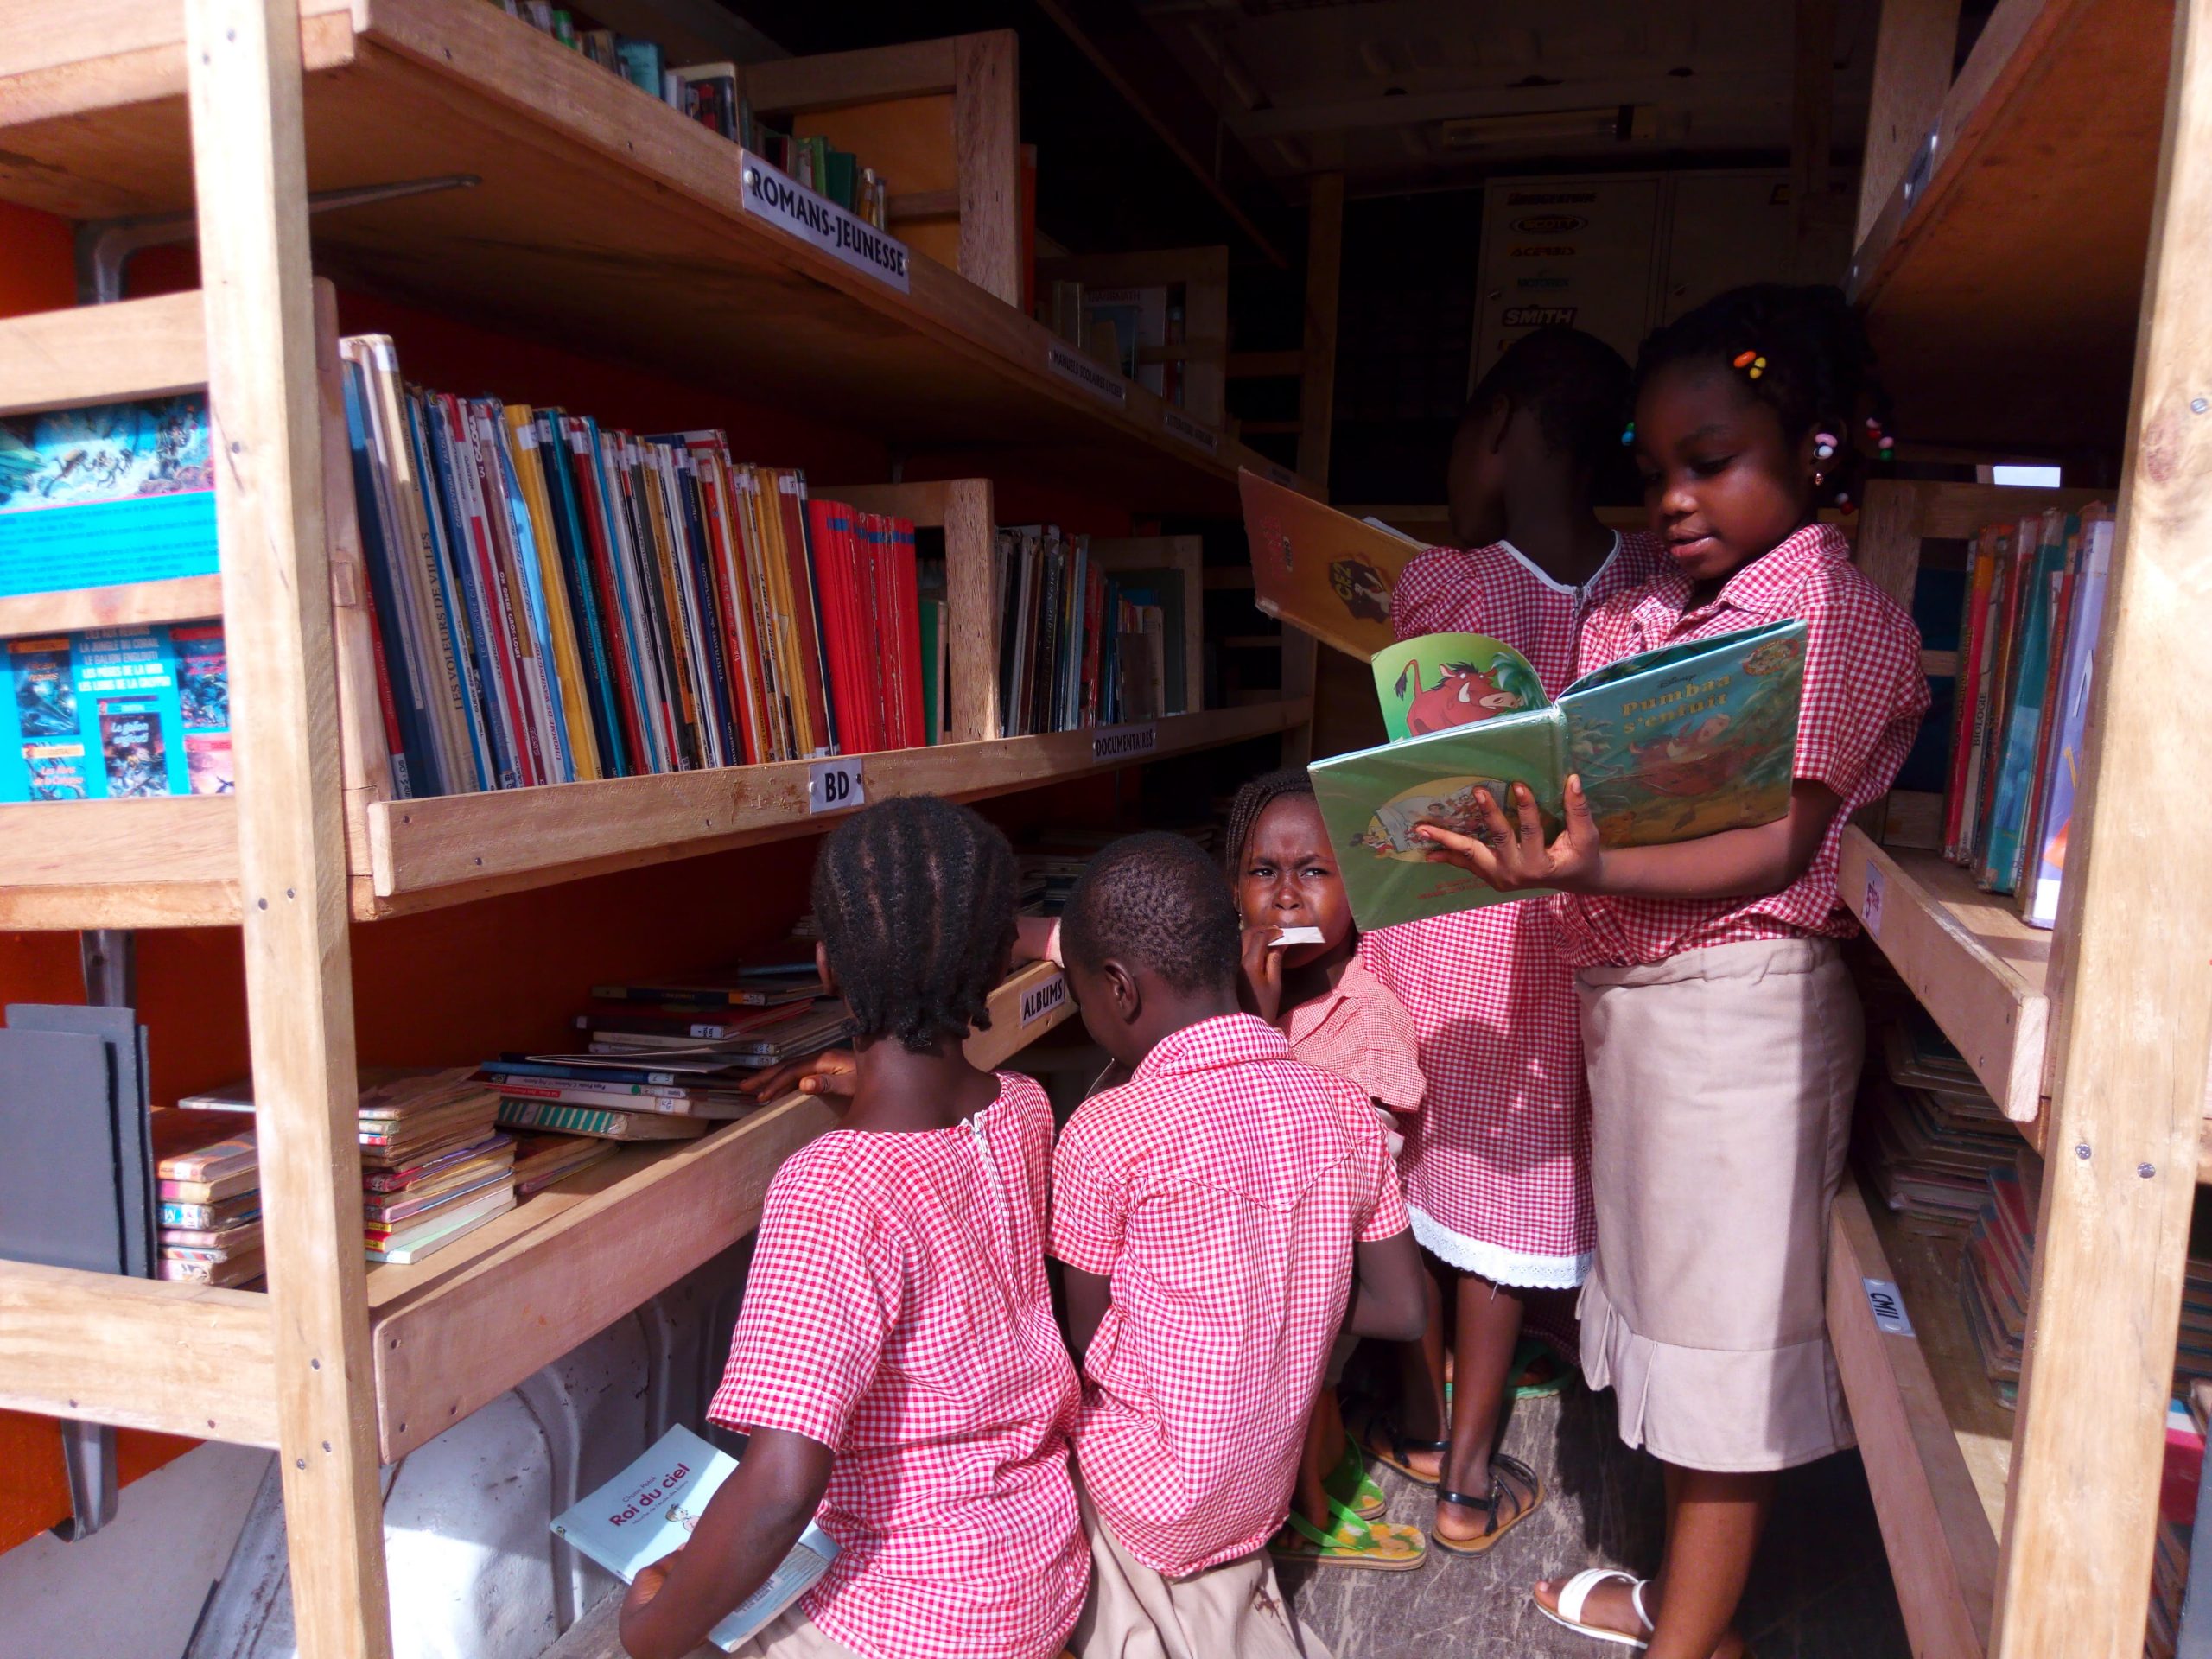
[550,1424,839,1650]
[3,621,232,801]
[1313,620,1806,929]
[0,396,216,600]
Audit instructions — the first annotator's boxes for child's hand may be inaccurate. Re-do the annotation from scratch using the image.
[740,1048,858,1103]
[1238,925,1287,1025]
[624,1551,678,1617]
[1414,776,1605,893]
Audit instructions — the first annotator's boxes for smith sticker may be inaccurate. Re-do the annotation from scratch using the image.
[1502,305,1577,327]
[1512,214,1587,233]
[1020,972,1068,1026]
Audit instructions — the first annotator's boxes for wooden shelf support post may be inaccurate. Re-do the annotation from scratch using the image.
[1991,3,2212,1651]
[1282,172,1342,767]
[188,1,391,1655]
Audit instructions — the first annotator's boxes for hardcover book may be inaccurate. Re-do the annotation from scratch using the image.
[550,1424,838,1651]
[1239,468,1422,660]
[1312,620,1806,930]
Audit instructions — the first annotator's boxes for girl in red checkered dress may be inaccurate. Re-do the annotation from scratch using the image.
[620,798,1086,1659]
[1355,328,1669,1560]
[1417,285,1927,1659]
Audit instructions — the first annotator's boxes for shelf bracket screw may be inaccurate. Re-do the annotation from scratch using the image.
[2139,1162,2158,1178]
[2075,1143,2092,1160]
[2193,398,2209,415]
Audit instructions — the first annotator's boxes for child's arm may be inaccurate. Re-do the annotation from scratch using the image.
[1416,775,1843,900]
[1344,1230,1426,1342]
[1013,915,1062,966]
[1060,1264,1113,1358]
[738,1049,858,1103]
[617,1427,835,1659]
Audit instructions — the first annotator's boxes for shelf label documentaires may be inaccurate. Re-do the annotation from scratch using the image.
[740,156,911,294]
[1046,342,1129,407]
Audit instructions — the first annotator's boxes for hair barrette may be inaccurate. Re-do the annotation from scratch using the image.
[1620,421,1636,446]
[1813,431,1839,461]
[1732,349,1768,381]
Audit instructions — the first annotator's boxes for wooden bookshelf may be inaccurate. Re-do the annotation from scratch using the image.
[1846,0,2172,450]
[0,0,1302,515]
[1827,1176,2010,1658]
[0,701,1307,928]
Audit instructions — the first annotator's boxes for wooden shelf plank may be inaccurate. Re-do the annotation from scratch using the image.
[0,1261,277,1446]
[1847,0,2174,449]
[368,958,1073,1461]
[0,0,1306,515]
[0,794,242,929]
[1829,1174,2008,1657]
[0,574,226,638]
[1839,827,2050,1121]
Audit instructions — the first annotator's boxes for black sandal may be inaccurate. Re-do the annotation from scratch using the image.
[1431,1452,1544,1555]
[1348,1399,1449,1486]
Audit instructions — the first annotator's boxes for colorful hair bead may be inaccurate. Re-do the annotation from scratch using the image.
[1733,350,1758,369]
[1621,421,1636,446]
[1814,431,1839,461]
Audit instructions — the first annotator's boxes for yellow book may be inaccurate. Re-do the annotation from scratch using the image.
[1239,467,1424,661]
[738,464,803,760]
[505,405,602,780]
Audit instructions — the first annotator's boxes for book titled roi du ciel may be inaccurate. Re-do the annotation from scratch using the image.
[550,1425,838,1650]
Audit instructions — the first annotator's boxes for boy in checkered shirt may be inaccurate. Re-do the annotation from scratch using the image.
[620,798,1085,1659]
[1048,831,1427,1659]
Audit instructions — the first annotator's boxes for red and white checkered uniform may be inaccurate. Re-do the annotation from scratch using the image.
[708,1073,1084,1659]
[1554,521,1929,968]
[1280,956,1427,1118]
[1362,533,1669,1287]
[1050,1014,1408,1577]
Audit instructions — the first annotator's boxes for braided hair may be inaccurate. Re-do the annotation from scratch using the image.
[1633,283,1892,505]
[1223,766,1317,878]
[1062,830,1240,995]
[810,795,1018,1052]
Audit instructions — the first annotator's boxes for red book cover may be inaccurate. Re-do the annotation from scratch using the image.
[772,471,838,755]
[444,393,541,787]
[807,498,864,754]
[1942,530,1999,860]
[689,439,764,766]
[861,512,895,751]
[562,416,652,772]
[893,517,925,747]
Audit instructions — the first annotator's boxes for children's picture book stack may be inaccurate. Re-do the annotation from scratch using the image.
[1939,505,2114,925]
[1858,1014,2023,1233]
[993,525,1186,734]
[152,1114,264,1287]
[507,1129,620,1198]
[338,334,931,801]
[550,1424,839,1651]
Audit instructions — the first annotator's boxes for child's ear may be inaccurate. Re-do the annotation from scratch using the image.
[814,939,839,999]
[1100,958,1142,1025]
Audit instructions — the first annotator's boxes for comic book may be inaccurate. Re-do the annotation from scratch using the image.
[1239,468,1422,659]
[3,621,232,801]
[1313,620,1806,929]
[0,396,216,600]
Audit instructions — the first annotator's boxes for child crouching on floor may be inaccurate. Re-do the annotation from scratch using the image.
[1050,831,1427,1658]
[620,796,1086,1659]
[1224,767,1430,1573]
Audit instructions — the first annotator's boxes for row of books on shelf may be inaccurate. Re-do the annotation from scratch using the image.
[340,334,939,798]
[994,526,1185,737]
[1939,505,2113,927]
[1036,281,1192,408]
[485,2,892,227]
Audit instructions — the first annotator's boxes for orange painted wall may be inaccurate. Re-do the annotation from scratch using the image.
[0,205,1131,1549]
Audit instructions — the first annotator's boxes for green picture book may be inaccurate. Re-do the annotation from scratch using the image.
[1313,620,1808,929]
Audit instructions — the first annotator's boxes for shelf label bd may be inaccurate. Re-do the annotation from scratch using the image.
[1046,342,1128,407]
[807,757,866,815]
[739,154,911,294]
[1091,723,1158,762]
[1020,971,1068,1027]
[1861,862,1887,940]
[1161,407,1220,454]
[1861,1276,1914,1338]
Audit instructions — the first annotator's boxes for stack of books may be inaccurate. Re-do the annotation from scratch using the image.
[153,1115,263,1287]
[993,526,1185,735]
[356,1070,516,1264]
[1941,505,2115,925]
[507,1130,620,1198]
[1859,1015,2023,1232]
[338,334,931,800]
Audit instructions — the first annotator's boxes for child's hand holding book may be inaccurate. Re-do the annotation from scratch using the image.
[1415,776,1606,894]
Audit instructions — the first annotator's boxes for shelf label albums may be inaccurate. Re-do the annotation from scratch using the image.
[807,756,866,814]
[1046,342,1129,406]
[740,156,911,293]
[1091,722,1158,762]
[1860,1276,1915,1338]
[1020,971,1068,1027]
[1161,407,1220,454]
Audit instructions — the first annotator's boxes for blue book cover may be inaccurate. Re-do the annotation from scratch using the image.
[1313,620,1805,930]
[484,406,576,784]
[404,389,495,792]
[0,397,216,600]
[3,621,234,802]
[550,1424,837,1650]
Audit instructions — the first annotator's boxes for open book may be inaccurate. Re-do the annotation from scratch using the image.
[1313,621,1808,929]
[550,1425,839,1651]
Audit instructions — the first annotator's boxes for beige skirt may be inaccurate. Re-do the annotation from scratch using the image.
[1575,937,1861,1473]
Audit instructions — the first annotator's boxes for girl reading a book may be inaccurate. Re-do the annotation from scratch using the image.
[1414,284,1927,1658]
[1222,767,1431,1573]
[620,797,1086,1659]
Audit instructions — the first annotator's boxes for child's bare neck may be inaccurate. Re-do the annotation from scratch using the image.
[1281,941,1355,1014]
[1505,499,1615,587]
[843,1036,1001,1133]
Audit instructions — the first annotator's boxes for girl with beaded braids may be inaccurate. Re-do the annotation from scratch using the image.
[1414,283,1927,1658]
[628,797,1087,1659]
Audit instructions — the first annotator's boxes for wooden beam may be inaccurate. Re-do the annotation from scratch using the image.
[0,575,225,638]
[1791,0,1841,275]
[186,3,391,1657]
[0,289,207,415]
[1858,0,1967,245]
[742,35,959,112]
[1992,3,2212,1652]
[953,31,1021,309]
[0,1262,277,1446]
[1296,173,1343,488]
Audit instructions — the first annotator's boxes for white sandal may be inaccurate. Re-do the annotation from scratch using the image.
[1535,1567,1655,1649]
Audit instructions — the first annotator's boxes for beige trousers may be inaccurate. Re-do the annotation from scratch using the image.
[722,1605,861,1659]
[1071,1484,1332,1659]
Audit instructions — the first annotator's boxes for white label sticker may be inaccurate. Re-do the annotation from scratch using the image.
[1162,407,1221,454]
[1265,463,1299,489]
[1046,342,1129,406]
[1020,971,1068,1027]
[738,154,912,293]
[1861,862,1887,939]
[1091,723,1158,762]
[1863,1277,1913,1336]
[806,757,865,815]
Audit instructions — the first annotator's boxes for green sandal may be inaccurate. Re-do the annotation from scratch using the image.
[1269,1500,1427,1571]
[1323,1442,1386,1521]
